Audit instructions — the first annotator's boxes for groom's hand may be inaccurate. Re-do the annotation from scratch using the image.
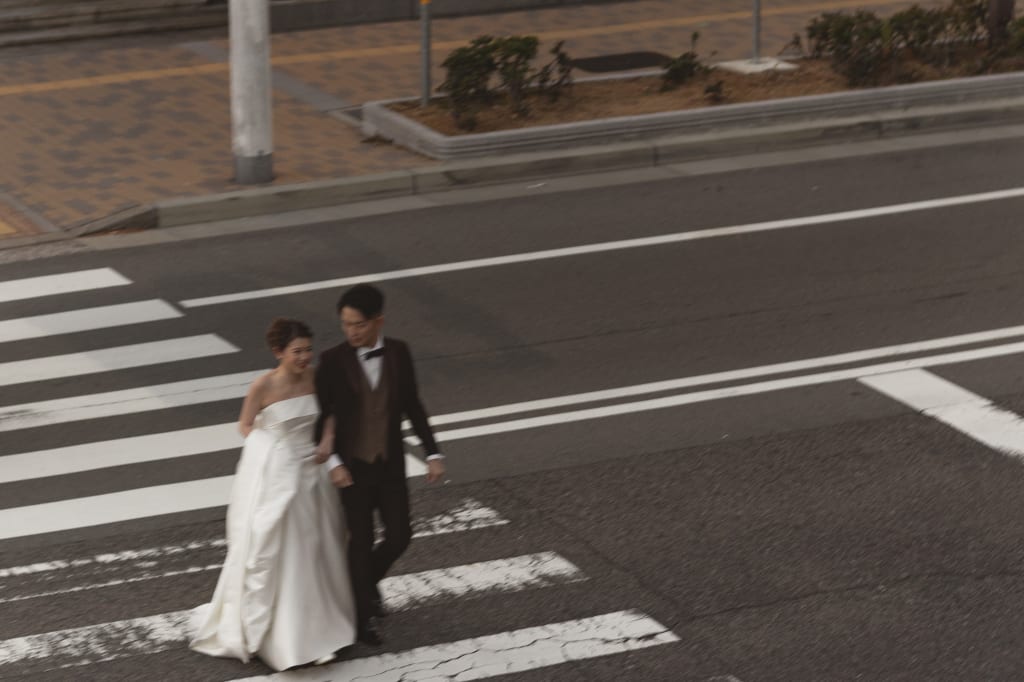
[426,459,445,484]
[330,465,354,488]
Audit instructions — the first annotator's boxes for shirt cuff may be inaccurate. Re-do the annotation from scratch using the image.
[326,454,343,470]
[425,453,444,461]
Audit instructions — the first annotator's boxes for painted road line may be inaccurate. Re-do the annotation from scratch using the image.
[0,268,130,304]
[0,553,585,668]
[0,300,181,343]
[0,424,240,484]
[10,340,1024,539]
[8,317,1024,445]
[0,499,509,603]
[0,218,13,235]
[0,370,261,434]
[860,369,1024,456]
[179,186,1024,308]
[235,610,678,682]
[6,317,1024,480]
[0,335,239,389]
[0,455,430,540]
[421,321,1024,428]
[432,340,1024,443]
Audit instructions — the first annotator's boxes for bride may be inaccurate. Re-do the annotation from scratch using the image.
[191,318,356,671]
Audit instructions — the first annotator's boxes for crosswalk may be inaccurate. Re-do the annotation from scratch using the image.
[0,266,682,680]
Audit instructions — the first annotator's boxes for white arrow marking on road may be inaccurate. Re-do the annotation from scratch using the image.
[860,369,1024,456]
[179,185,1024,308]
[233,611,678,682]
[0,268,130,304]
[0,553,586,668]
[0,300,182,343]
[0,335,239,388]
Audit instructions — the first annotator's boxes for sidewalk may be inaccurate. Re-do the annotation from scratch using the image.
[0,0,935,239]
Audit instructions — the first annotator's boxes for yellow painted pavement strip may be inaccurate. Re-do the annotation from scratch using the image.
[0,0,921,98]
[0,219,16,235]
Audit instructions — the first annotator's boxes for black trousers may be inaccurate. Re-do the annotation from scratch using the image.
[340,458,412,627]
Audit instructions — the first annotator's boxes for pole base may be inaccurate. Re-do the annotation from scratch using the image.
[234,153,274,184]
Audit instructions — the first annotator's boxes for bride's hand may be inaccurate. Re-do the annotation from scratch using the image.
[312,443,331,464]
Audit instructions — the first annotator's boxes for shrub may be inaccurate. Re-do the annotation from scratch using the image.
[536,41,574,102]
[661,32,711,91]
[439,36,498,130]
[440,35,575,129]
[493,36,540,117]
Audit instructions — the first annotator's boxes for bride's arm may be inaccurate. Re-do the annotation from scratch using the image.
[238,376,267,437]
[313,415,335,463]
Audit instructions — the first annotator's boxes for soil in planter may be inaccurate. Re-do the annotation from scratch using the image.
[391,56,1024,136]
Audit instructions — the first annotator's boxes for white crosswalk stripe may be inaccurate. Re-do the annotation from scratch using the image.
[0,266,684,680]
[0,334,239,387]
[0,553,588,668]
[0,453,426,540]
[233,611,679,682]
[0,267,130,303]
[0,299,182,343]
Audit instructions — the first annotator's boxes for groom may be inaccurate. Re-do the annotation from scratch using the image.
[314,284,445,646]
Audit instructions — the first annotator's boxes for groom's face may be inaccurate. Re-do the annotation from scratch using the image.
[340,306,383,348]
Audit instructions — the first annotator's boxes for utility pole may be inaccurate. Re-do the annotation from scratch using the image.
[229,0,273,184]
[421,0,432,107]
[752,0,761,63]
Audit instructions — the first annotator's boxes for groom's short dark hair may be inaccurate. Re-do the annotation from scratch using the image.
[338,284,384,318]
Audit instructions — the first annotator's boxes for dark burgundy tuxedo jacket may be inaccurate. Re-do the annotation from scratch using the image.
[314,337,440,480]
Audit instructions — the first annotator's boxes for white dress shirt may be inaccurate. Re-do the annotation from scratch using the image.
[326,337,442,470]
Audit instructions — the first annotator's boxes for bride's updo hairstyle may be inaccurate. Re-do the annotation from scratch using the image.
[266,318,313,351]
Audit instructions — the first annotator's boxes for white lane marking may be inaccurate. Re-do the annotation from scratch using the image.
[0,499,505,582]
[0,455,432,540]
[8,318,1024,447]
[0,268,130,304]
[179,186,1024,308]
[432,340,1024,443]
[0,300,181,343]
[0,370,262,433]
[0,423,239,484]
[6,341,1024,539]
[860,369,1024,456]
[0,553,586,668]
[0,500,510,604]
[234,610,678,681]
[0,476,236,541]
[0,564,223,605]
[0,335,239,388]
[0,538,226,579]
[420,321,1024,428]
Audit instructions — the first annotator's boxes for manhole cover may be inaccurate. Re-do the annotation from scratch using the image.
[570,51,671,73]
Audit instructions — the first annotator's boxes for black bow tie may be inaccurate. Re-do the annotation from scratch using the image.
[361,348,385,361]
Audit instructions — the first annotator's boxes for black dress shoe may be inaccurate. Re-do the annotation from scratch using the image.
[357,624,383,647]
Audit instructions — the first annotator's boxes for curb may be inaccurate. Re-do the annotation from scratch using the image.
[361,70,1024,159]
[102,94,1024,231]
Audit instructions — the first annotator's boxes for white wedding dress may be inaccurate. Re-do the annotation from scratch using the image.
[190,394,357,671]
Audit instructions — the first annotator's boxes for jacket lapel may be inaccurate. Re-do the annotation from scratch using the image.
[339,343,362,396]
[383,338,400,413]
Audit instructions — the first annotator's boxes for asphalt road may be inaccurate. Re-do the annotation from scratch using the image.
[3,133,1024,681]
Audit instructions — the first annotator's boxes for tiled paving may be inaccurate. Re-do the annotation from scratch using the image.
[0,0,943,238]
